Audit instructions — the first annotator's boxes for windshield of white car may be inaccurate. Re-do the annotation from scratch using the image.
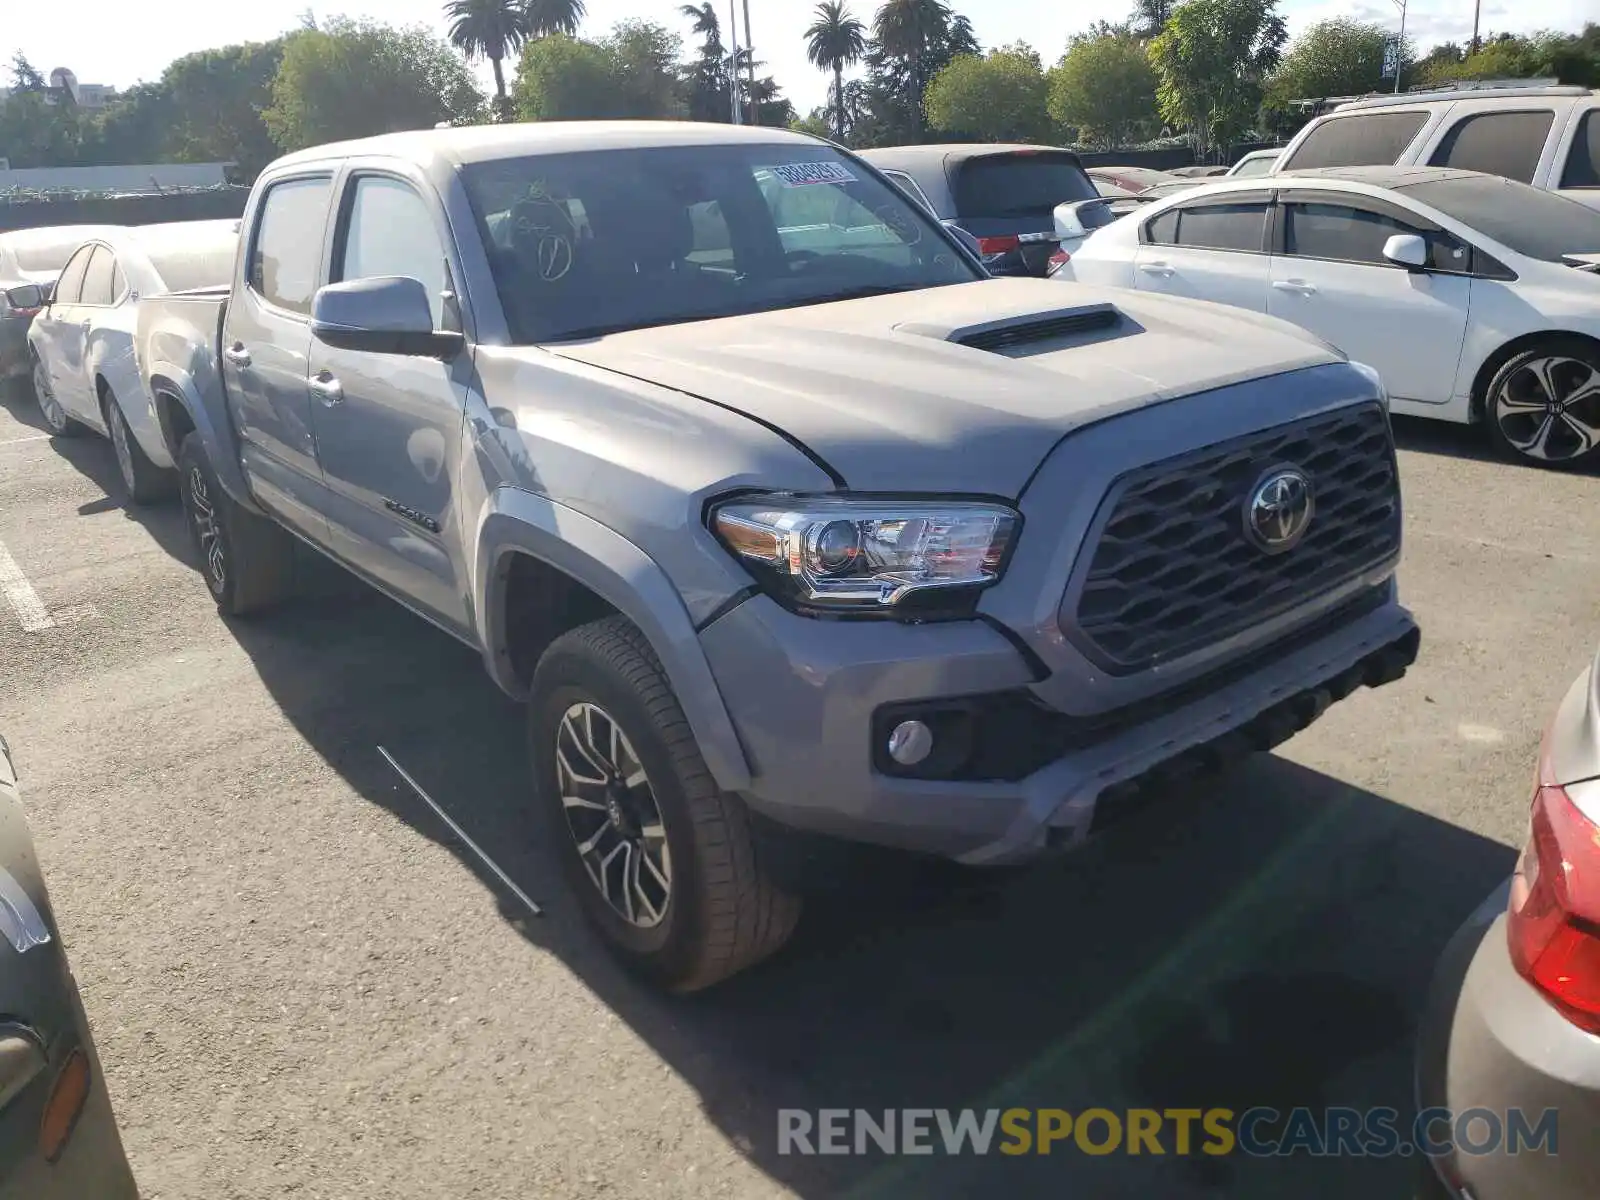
[1397,176,1600,263]
[462,145,981,344]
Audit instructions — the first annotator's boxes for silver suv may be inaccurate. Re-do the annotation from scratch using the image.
[1274,84,1600,211]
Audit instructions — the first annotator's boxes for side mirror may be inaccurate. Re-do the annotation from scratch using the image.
[1382,233,1428,272]
[3,283,44,312]
[311,276,463,359]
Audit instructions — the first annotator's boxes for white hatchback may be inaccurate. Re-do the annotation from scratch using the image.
[1057,165,1600,469]
[27,220,239,503]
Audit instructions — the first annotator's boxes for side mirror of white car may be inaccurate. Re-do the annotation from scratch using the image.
[1382,234,1428,272]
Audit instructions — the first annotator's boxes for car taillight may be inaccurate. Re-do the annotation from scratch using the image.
[1507,742,1600,1033]
[1048,249,1071,267]
[976,235,1020,256]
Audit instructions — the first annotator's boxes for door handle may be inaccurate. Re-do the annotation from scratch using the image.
[308,372,344,406]
[223,344,252,368]
[1138,262,1175,277]
[1272,279,1318,296]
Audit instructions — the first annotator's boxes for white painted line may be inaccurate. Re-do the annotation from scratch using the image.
[0,539,54,632]
[0,434,49,447]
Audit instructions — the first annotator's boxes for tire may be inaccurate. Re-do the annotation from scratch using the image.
[103,386,176,505]
[30,352,83,438]
[530,616,801,992]
[1482,338,1600,470]
[176,432,296,616]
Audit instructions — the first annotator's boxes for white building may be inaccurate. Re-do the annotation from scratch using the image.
[0,68,118,111]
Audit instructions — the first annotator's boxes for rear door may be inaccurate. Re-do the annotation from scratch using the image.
[307,169,472,633]
[1267,190,1471,405]
[1131,191,1273,311]
[51,245,113,421]
[223,173,336,543]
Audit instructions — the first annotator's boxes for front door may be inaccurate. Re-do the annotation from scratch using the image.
[34,245,96,420]
[306,172,471,633]
[223,175,336,542]
[1132,192,1273,312]
[1268,196,1471,406]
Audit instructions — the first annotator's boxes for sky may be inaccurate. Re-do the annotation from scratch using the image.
[3,0,1596,117]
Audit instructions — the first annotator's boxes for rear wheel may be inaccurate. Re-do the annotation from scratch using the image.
[104,387,176,505]
[1483,339,1600,469]
[30,353,81,438]
[177,433,296,616]
[530,616,801,992]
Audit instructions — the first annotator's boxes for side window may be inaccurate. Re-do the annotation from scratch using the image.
[1561,109,1600,188]
[881,169,934,214]
[1427,110,1555,185]
[1144,209,1179,245]
[337,176,449,329]
[80,247,117,306]
[1281,202,1467,271]
[1282,112,1428,170]
[1173,201,1269,252]
[250,176,334,315]
[686,200,734,268]
[52,246,93,304]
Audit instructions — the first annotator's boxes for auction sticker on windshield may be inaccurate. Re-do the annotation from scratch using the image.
[772,162,859,187]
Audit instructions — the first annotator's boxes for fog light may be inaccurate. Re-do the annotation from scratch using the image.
[887,720,934,766]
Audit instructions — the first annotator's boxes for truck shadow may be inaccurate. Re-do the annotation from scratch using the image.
[222,583,1514,1200]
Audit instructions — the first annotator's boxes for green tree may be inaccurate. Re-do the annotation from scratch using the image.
[1418,28,1600,88]
[525,0,587,38]
[512,22,686,121]
[161,42,286,178]
[806,1,869,140]
[0,55,84,168]
[1047,33,1158,149]
[264,19,484,151]
[1129,0,1173,38]
[1149,0,1287,158]
[924,43,1051,142]
[680,2,731,123]
[873,0,955,137]
[1267,19,1404,103]
[791,109,834,138]
[446,0,530,120]
[601,20,687,119]
[83,83,174,167]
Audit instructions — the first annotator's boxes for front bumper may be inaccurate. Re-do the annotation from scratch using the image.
[1415,885,1600,1200]
[699,590,1419,865]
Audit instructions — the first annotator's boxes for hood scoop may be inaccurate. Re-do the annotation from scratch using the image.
[903,303,1122,354]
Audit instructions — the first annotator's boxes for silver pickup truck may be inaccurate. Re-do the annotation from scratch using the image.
[136,121,1420,991]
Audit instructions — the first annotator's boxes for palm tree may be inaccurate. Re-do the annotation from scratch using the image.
[873,0,953,134]
[525,0,586,38]
[805,2,867,140]
[445,0,529,117]
[680,1,723,55]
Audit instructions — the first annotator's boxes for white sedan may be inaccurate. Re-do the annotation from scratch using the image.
[1057,165,1600,468]
[27,220,239,502]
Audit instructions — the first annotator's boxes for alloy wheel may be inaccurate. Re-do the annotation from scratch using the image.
[555,702,672,928]
[109,404,136,491]
[1493,355,1600,463]
[31,359,67,435]
[187,467,226,590]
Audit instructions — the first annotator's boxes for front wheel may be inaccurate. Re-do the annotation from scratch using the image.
[1483,340,1600,469]
[105,389,176,505]
[530,616,801,992]
[30,353,82,438]
[177,433,296,616]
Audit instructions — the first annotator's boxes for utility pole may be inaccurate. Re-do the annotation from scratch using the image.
[727,0,741,124]
[742,0,758,125]
[1392,0,1407,93]
[1470,0,1482,55]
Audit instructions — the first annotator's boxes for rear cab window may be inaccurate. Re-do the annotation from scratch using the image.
[1281,112,1429,170]
[1427,110,1555,184]
[951,151,1112,229]
[248,176,335,315]
[1560,108,1600,188]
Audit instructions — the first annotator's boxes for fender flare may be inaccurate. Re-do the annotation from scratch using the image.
[144,359,264,513]
[474,487,752,793]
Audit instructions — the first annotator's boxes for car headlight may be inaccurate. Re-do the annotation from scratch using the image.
[1348,359,1389,410]
[710,496,1019,618]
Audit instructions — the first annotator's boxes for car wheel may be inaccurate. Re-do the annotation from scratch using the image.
[30,353,82,438]
[1484,339,1600,469]
[104,388,176,505]
[531,615,801,992]
[176,432,296,616]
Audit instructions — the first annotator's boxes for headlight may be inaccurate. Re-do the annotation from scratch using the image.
[710,496,1019,618]
[1348,359,1388,410]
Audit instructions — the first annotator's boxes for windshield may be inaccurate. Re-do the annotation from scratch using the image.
[951,152,1099,218]
[461,144,979,343]
[1398,175,1600,263]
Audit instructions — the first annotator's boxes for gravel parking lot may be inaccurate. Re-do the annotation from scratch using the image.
[1,379,1595,1200]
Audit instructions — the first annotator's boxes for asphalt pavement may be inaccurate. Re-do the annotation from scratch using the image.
[0,378,1594,1200]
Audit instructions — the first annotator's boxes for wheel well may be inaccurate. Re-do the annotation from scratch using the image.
[1469,330,1600,423]
[501,552,619,689]
[150,384,195,461]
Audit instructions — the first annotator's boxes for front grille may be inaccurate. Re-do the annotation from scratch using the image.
[1068,402,1399,672]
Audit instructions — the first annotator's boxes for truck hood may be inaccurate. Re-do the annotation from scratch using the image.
[545,277,1341,495]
